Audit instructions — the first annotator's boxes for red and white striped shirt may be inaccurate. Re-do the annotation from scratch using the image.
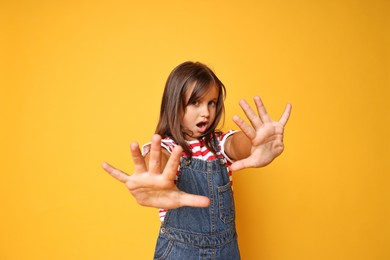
[142,130,237,222]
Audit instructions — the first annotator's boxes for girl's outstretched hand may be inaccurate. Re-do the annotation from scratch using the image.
[102,135,210,209]
[230,96,292,171]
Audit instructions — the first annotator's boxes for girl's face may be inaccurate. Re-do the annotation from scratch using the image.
[182,83,219,140]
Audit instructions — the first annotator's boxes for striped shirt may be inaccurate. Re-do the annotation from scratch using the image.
[142,130,237,222]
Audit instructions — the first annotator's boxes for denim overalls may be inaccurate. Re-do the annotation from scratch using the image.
[153,139,240,260]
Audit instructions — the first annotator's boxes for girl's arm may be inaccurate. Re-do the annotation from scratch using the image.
[224,131,251,160]
[224,96,291,171]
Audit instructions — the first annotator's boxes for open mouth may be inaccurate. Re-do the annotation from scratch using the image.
[196,122,207,128]
[196,121,208,133]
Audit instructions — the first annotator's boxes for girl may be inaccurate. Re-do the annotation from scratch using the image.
[102,61,291,259]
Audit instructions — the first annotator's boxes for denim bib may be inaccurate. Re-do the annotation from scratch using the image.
[153,139,240,260]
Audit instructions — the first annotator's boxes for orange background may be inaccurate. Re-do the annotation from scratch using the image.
[1,0,389,259]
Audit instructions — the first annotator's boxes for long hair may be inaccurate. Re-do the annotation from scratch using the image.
[155,61,226,157]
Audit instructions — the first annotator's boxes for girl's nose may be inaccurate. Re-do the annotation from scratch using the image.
[200,104,210,117]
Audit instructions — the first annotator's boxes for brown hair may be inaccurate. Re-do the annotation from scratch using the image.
[155,61,226,157]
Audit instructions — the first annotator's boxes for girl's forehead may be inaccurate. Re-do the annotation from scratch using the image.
[185,82,219,100]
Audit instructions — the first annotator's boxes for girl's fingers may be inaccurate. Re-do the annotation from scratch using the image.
[253,96,271,123]
[148,135,163,174]
[162,145,182,181]
[232,115,256,140]
[130,142,147,174]
[142,191,210,209]
[279,103,292,126]
[178,193,210,208]
[228,159,248,172]
[102,162,130,183]
[239,99,263,129]
[161,146,211,208]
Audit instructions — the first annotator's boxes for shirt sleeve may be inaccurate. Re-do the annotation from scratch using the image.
[219,130,239,163]
[141,138,175,156]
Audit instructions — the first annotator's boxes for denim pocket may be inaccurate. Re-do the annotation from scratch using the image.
[218,182,235,224]
[154,234,174,260]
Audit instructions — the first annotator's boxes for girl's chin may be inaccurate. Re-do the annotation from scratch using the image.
[184,132,202,141]
[185,135,199,141]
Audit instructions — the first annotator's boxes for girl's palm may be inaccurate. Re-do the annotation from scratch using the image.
[102,135,210,209]
[230,96,291,171]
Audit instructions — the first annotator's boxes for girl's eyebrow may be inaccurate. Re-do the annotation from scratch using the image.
[202,97,218,102]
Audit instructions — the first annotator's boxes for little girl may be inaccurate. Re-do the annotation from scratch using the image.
[102,61,291,259]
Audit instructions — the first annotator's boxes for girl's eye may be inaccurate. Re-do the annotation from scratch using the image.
[191,100,200,106]
[208,101,216,107]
